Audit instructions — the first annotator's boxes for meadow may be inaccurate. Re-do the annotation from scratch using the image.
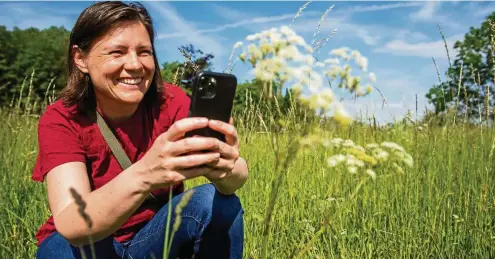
[1,3,495,258]
[0,93,494,258]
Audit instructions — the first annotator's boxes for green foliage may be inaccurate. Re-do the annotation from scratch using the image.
[426,13,495,120]
[160,44,215,95]
[1,103,494,258]
[0,26,69,106]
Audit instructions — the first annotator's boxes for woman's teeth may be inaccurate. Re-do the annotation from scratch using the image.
[118,78,142,85]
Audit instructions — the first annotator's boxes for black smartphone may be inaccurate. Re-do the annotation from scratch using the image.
[185,71,237,142]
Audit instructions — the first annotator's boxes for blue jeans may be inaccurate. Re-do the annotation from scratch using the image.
[35,183,244,259]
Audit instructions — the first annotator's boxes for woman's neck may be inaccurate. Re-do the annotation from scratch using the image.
[96,98,140,124]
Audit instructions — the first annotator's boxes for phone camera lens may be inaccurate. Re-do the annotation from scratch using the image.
[199,76,216,99]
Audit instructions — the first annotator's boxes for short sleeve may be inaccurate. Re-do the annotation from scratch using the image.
[32,105,86,182]
[168,84,191,123]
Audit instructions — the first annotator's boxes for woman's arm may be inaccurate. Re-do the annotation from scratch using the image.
[46,161,150,246]
[47,117,222,246]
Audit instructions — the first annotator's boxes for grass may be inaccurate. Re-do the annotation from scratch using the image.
[0,104,494,258]
[0,3,494,257]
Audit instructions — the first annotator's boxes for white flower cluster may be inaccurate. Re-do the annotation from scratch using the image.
[325,47,376,97]
[324,138,413,180]
[235,26,376,125]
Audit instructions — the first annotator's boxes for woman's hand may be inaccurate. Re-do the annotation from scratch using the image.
[203,118,248,195]
[203,117,240,180]
[135,117,221,192]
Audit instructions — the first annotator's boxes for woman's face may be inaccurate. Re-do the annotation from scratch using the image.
[75,20,156,107]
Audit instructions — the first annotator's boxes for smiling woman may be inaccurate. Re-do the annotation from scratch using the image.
[31,1,248,259]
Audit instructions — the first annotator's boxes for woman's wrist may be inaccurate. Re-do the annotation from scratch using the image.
[210,157,248,195]
[126,160,154,196]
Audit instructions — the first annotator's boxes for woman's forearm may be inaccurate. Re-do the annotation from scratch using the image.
[211,157,249,195]
[54,163,150,246]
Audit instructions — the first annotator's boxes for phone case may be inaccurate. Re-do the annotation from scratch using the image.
[186,71,237,142]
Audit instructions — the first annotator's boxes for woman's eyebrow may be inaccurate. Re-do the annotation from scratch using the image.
[104,44,127,50]
[103,43,152,49]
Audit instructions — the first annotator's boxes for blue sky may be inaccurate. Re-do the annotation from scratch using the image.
[1,1,494,123]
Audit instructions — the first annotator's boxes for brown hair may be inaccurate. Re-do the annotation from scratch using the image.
[59,1,164,114]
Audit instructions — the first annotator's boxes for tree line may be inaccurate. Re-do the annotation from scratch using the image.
[1,11,495,124]
[0,25,306,118]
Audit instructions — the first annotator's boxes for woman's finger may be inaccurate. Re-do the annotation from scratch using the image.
[216,141,239,160]
[208,119,239,147]
[167,137,220,156]
[168,152,220,169]
[158,166,214,186]
[207,158,235,172]
[164,117,209,141]
[205,169,230,181]
[177,166,215,181]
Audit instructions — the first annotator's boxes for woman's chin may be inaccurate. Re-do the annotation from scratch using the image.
[114,92,145,105]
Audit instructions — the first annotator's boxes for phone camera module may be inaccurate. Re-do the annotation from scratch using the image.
[199,76,216,99]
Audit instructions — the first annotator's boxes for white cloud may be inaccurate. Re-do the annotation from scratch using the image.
[407,1,464,31]
[374,33,464,59]
[473,5,495,18]
[339,2,423,14]
[156,2,422,45]
[147,2,226,61]
[0,3,74,30]
[395,29,429,42]
[211,3,251,21]
[409,1,441,22]
[156,12,305,40]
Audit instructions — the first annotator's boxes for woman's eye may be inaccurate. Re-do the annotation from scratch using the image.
[109,50,123,55]
[140,50,153,56]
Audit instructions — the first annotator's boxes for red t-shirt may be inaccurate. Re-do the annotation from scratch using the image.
[31,83,190,246]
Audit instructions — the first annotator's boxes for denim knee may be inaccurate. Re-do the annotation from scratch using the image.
[184,183,243,229]
[35,232,122,259]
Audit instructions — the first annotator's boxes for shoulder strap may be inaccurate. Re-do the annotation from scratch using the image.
[96,111,157,200]
[96,111,133,170]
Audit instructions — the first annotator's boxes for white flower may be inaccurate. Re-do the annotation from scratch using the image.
[357,56,368,71]
[351,50,360,58]
[246,33,260,41]
[233,41,243,49]
[366,143,379,149]
[348,166,357,174]
[369,72,376,83]
[247,44,262,60]
[327,158,338,167]
[381,142,406,153]
[278,45,300,60]
[331,47,348,58]
[324,58,340,65]
[330,138,343,147]
[315,61,325,67]
[343,139,354,147]
[353,145,365,152]
[376,150,389,160]
[365,169,376,180]
[334,103,353,126]
[403,153,414,167]
[288,35,305,46]
[335,154,346,162]
[280,25,294,36]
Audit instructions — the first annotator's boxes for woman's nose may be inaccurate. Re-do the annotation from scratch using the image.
[124,52,143,71]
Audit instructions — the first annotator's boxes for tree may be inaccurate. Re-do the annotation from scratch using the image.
[0,26,69,107]
[426,12,495,121]
[160,44,215,95]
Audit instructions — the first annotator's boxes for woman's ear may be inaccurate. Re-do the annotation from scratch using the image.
[72,45,89,74]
